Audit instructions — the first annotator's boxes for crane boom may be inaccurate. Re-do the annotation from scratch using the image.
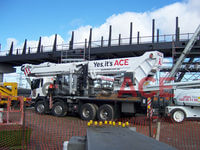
[22,51,163,91]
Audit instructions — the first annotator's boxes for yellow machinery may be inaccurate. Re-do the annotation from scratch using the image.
[0,82,29,105]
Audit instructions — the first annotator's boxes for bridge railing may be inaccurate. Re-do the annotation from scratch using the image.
[0,33,194,56]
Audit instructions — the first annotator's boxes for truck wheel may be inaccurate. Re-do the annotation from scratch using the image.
[97,104,114,121]
[171,109,186,123]
[51,101,67,117]
[35,101,47,114]
[93,104,99,111]
[80,103,96,121]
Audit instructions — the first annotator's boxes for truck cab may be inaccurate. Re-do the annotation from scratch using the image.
[31,77,54,100]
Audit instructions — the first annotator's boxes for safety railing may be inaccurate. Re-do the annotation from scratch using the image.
[0,33,195,56]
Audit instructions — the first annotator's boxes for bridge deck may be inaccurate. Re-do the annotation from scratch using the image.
[0,40,200,66]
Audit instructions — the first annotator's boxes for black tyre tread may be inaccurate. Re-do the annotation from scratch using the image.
[97,104,115,121]
[51,101,67,117]
[35,101,47,114]
[80,103,96,121]
[171,109,186,123]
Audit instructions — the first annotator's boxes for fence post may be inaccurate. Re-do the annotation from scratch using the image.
[22,96,25,150]
[147,97,153,137]
[156,122,161,141]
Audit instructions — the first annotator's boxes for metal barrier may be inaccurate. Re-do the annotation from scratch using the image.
[0,94,24,125]
[0,95,28,150]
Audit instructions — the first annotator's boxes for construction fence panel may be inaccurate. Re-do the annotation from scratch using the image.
[0,108,200,150]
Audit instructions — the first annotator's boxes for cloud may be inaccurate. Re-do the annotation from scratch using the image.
[70,0,200,44]
[151,0,200,34]
[5,38,19,50]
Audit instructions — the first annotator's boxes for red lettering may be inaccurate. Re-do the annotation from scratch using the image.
[118,77,137,97]
[115,59,129,66]
[138,77,156,98]
[124,59,128,65]
[158,58,162,65]
[114,60,119,66]
[119,60,123,66]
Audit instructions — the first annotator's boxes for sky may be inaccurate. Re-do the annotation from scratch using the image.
[1,0,200,52]
[1,0,200,84]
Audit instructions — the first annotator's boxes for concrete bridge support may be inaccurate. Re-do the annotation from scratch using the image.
[0,73,3,82]
[0,63,16,82]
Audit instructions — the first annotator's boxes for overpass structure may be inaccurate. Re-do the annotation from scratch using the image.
[0,17,200,82]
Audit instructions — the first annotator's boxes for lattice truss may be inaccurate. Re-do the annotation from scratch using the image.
[160,57,200,82]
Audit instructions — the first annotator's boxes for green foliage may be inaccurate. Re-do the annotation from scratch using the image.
[0,127,31,149]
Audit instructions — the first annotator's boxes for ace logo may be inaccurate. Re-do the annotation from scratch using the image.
[118,77,175,98]
[114,59,129,66]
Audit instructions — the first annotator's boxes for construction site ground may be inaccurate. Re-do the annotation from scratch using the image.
[0,108,200,150]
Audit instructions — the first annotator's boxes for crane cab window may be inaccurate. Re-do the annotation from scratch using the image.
[31,79,40,90]
[56,74,69,86]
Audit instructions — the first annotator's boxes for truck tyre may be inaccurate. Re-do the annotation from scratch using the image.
[51,101,67,117]
[35,101,48,114]
[80,103,96,121]
[97,104,114,121]
[93,104,99,112]
[171,109,186,123]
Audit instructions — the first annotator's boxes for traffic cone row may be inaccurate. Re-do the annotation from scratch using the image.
[87,120,129,127]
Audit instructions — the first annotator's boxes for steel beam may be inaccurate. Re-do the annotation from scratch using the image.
[101,36,103,47]
[152,19,155,43]
[69,31,74,50]
[157,29,159,43]
[22,39,27,55]
[176,57,194,81]
[176,17,179,41]
[28,47,31,54]
[53,34,57,52]
[130,22,133,45]
[88,28,92,49]
[137,32,140,44]
[161,67,200,72]
[118,34,121,46]
[37,37,41,53]
[84,39,87,59]
[9,42,14,55]
[108,25,112,47]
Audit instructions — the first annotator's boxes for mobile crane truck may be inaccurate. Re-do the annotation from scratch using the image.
[21,51,164,121]
[21,50,200,123]
[21,24,200,122]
